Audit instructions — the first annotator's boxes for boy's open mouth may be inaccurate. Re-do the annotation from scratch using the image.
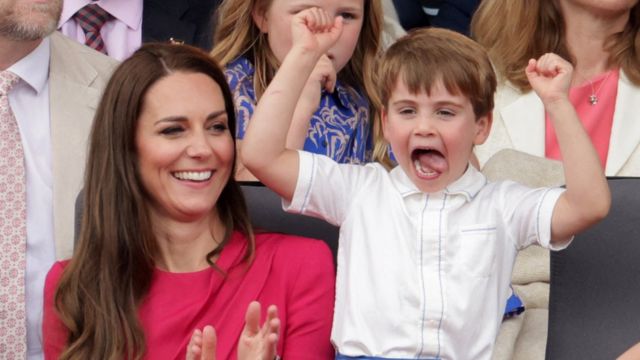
[411,148,447,178]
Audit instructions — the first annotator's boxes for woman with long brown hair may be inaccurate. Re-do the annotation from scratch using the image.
[472,0,640,176]
[42,43,335,359]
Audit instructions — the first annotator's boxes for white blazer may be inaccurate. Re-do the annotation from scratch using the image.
[49,32,117,259]
[476,70,640,177]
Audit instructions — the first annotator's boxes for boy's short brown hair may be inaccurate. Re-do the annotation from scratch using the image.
[379,27,497,119]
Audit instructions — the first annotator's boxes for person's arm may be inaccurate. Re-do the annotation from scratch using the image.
[525,53,611,243]
[186,302,280,360]
[618,342,640,360]
[240,8,343,202]
[286,54,337,150]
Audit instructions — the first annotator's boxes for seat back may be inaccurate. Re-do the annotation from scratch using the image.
[74,184,339,259]
[546,177,640,359]
[240,183,339,259]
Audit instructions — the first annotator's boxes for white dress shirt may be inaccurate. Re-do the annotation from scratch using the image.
[58,0,143,61]
[285,151,571,359]
[7,38,55,360]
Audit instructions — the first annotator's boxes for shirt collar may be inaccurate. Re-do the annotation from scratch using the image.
[8,37,50,95]
[59,0,142,30]
[389,163,487,202]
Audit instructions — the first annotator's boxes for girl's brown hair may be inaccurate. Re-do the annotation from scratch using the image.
[54,43,255,359]
[210,0,383,104]
[471,0,640,92]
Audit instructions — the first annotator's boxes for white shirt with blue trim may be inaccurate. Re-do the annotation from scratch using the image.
[284,151,571,359]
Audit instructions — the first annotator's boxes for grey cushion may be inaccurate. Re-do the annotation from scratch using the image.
[240,182,339,260]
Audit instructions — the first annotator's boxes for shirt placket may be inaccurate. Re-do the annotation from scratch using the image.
[417,193,448,359]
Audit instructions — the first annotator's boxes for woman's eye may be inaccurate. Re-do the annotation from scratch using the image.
[159,126,183,135]
[209,122,228,132]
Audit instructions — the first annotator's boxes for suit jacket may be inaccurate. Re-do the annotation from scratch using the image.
[142,0,221,50]
[49,32,117,259]
[392,0,480,35]
[475,70,640,176]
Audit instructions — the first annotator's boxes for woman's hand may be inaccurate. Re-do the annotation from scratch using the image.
[238,302,280,360]
[186,326,217,360]
[185,301,280,360]
[525,53,573,108]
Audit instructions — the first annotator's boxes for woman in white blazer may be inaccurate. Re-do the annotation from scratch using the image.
[471,0,640,177]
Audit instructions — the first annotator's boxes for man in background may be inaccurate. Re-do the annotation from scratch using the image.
[0,0,116,357]
[58,0,221,60]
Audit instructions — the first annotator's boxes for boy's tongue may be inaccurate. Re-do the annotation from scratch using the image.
[415,151,448,175]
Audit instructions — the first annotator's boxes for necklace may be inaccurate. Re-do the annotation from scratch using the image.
[587,71,612,106]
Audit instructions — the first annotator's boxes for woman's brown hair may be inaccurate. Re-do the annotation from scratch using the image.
[210,0,383,105]
[54,43,255,359]
[471,0,640,92]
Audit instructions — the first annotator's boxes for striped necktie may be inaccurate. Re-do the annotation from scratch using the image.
[74,3,112,54]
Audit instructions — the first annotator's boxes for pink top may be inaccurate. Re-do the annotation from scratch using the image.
[545,69,619,168]
[43,231,336,359]
[58,0,143,61]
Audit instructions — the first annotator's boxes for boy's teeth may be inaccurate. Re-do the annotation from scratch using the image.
[173,171,212,181]
[414,159,437,177]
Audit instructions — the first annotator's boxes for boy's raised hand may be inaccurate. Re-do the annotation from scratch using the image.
[291,7,343,58]
[524,53,610,243]
[525,53,572,107]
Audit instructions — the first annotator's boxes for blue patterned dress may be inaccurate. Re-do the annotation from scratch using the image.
[225,57,372,163]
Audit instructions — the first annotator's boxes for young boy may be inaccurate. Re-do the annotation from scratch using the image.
[241,8,611,359]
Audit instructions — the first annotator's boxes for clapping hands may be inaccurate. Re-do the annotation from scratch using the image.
[186,301,280,360]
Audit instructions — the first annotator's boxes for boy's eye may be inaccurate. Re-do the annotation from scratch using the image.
[436,109,455,117]
[159,126,184,135]
[399,107,417,116]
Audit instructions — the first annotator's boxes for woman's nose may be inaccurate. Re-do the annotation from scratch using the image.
[185,132,212,158]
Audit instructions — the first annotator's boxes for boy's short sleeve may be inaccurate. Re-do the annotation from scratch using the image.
[502,183,574,251]
[534,187,573,251]
[283,151,371,226]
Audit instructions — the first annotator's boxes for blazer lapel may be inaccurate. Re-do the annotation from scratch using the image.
[49,32,103,258]
[605,71,640,175]
[500,87,546,157]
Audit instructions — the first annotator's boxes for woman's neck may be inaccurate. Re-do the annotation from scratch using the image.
[151,210,225,273]
[559,2,631,85]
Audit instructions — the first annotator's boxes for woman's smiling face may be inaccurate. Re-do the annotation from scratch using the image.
[135,71,235,222]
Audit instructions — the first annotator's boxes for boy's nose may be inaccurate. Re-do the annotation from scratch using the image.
[414,116,437,136]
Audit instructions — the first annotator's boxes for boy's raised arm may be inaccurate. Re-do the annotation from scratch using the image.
[526,53,611,243]
[240,9,343,202]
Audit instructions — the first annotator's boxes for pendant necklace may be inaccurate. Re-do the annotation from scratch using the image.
[587,71,612,106]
